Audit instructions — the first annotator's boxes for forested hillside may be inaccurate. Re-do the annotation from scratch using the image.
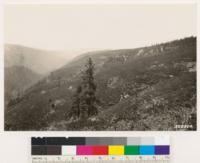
[5,37,196,131]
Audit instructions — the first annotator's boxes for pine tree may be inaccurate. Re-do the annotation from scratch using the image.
[80,58,97,117]
[70,58,98,119]
[71,87,81,118]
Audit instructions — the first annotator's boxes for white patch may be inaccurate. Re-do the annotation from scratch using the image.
[41,90,46,94]
[136,49,144,56]
[68,86,73,90]
[54,99,65,106]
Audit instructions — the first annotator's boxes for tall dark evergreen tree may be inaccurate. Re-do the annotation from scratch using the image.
[70,58,98,119]
[70,86,81,118]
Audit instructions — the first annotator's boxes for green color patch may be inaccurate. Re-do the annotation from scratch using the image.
[125,146,140,155]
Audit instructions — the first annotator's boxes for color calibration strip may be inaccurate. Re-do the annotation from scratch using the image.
[31,137,170,156]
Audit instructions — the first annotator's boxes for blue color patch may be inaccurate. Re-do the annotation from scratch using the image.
[139,145,155,155]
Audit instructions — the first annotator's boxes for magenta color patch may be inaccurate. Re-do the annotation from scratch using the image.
[77,146,93,155]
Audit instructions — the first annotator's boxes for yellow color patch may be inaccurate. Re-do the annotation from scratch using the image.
[108,145,124,155]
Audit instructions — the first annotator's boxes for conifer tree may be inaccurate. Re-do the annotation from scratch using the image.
[80,57,97,118]
[70,58,97,119]
[71,86,81,118]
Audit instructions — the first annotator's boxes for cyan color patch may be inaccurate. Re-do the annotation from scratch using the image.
[139,146,155,155]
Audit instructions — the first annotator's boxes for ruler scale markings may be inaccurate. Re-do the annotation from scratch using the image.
[32,156,170,163]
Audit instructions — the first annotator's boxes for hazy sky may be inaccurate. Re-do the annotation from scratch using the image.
[5,4,197,50]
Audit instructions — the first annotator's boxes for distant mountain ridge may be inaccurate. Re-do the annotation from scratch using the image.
[5,36,196,131]
[5,44,71,74]
[5,66,42,102]
[4,44,76,103]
